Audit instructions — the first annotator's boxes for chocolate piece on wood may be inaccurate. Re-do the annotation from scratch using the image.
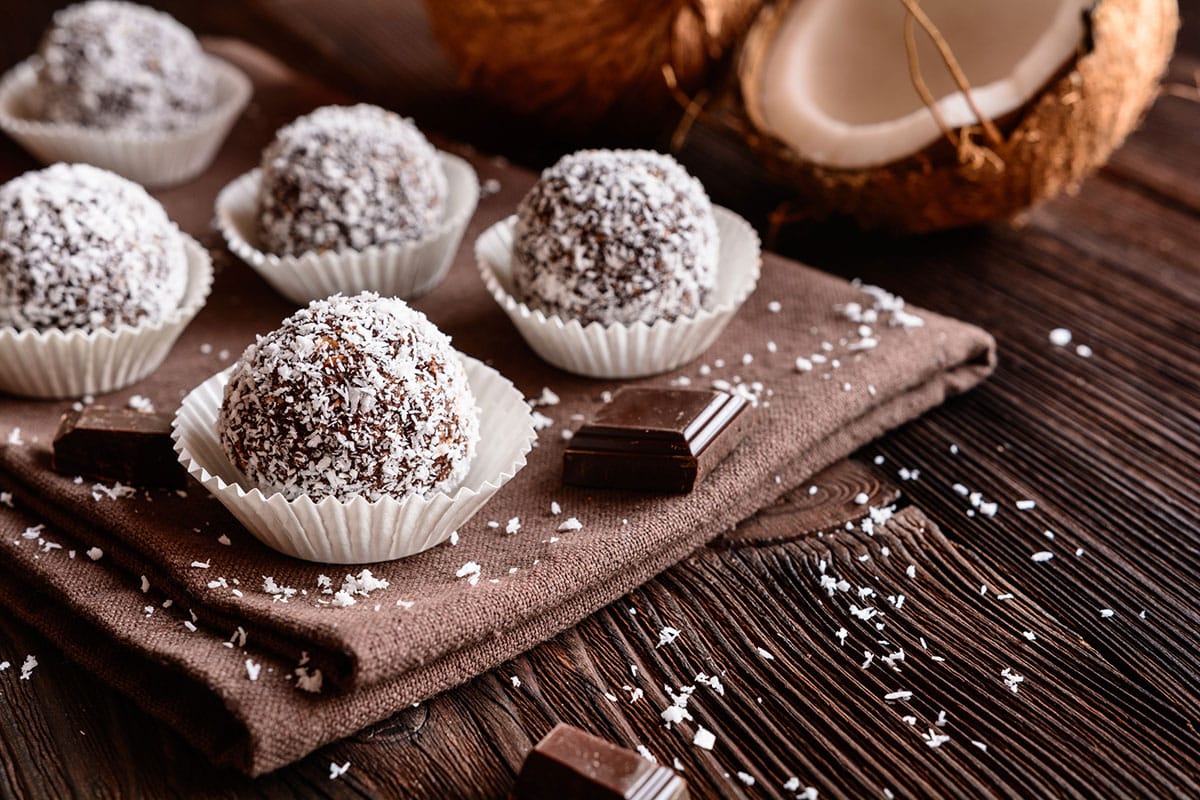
[52,407,186,488]
[513,723,689,800]
[563,388,751,493]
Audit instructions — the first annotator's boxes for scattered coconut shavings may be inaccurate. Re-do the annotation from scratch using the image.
[262,576,297,603]
[657,626,682,648]
[854,492,870,505]
[661,704,692,729]
[737,772,756,786]
[18,655,38,680]
[767,300,782,313]
[510,675,521,688]
[128,395,155,413]
[6,428,23,446]
[635,745,657,763]
[456,561,482,586]
[1076,344,1093,358]
[972,740,989,752]
[1049,328,1072,347]
[550,501,561,515]
[190,559,210,569]
[1032,551,1055,562]
[294,666,323,693]
[756,647,775,660]
[85,546,103,561]
[329,761,351,780]
[527,387,560,407]
[923,729,951,748]
[217,534,232,546]
[884,690,913,701]
[1001,668,1024,693]
[557,517,583,532]
[91,481,135,501]
[505,517,521,534]
[1016,500,1037,510]
[531,411,554,431]
[0,491,12,508]
[693,727,716,750]
[1022,631,1038,641]
[1100,608,1115,618]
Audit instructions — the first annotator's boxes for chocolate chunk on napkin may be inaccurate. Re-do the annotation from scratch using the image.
[0,42,995,775]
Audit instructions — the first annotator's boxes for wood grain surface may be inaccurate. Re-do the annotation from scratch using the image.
[1,3,1199,799]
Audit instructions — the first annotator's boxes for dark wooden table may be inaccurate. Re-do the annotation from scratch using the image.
[2,3,1200,798]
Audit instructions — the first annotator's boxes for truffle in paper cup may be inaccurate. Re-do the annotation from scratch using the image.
[215,152,479,305]
[172,356,535,564]
[0,56,252,189]
[476,207,761,379]
[0,235,214,399]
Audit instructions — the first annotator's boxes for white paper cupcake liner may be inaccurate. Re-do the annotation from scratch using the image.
[0,235,213,399]
[215,152,479,305]
[173,356,535,564]
[0,55,252,189]
[475,207,762,379]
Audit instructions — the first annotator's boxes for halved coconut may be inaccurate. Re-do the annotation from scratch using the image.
[739,0,1178,231]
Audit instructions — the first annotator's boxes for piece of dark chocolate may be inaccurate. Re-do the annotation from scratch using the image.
[513,724,689,800]
[52,406,186,489]
[563,388,751,494]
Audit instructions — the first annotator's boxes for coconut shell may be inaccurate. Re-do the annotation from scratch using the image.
[423,0,763,130]
[736,0,1179,233]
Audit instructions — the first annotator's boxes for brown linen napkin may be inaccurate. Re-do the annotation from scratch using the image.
[0,42,996,774]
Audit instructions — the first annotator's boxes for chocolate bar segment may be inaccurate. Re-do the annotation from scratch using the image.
[513,723,689,800]
[52,407,186,488]
[563,388,750,494]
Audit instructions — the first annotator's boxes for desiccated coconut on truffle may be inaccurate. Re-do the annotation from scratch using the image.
[256,104,447,256]
[217,292,479,502]
[31,1,217,133]
[0,162,187,332]
[512,149,719,326]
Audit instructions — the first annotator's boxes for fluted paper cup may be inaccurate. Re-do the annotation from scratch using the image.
[173,356,535,564]
[475,207,761,379]
[215,152,479,305]
[0,56,252,189]
[0,235,214,399]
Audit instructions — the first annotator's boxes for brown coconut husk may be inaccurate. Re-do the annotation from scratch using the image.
[423,0,763,130]
[735,0,1180,233]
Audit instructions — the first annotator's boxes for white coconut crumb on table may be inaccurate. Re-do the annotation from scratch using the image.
[262,576,297,603]
[527,387,560,407]
[1016,500,1037,510]
[0,491,12,508]
[6,428,23,446]
[924,729,951,748]
[1049,328,1072,346]
[794,357,813,373]
[86,546,103,561]
[1001,667,1024,693]
[294,666,323,693]
[16,654,39,680]
[1022,631,1038,641]
[329,761,351,780]
[217,534,232,546]
[767,300,782,313]
[884,690,913,701]
[693,727,716,750]
[1076,343,1094,358]
[1032,551,1054,562]
[505,517,521,534]
[1100,608,1115,618]
[557,517,583,532]
[756,646,775,660]
[736,772,756,786]
[635,745,656,763]
[190,559,210,569]
[652,626,685,649]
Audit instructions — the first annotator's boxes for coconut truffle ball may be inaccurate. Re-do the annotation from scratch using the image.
[0,163,187,332]
[31,1,217,133]
[512,150,719,326]
[218,293,479,502]
[256,104,448,256]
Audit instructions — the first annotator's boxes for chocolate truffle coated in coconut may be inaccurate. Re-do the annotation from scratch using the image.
[32,1,217,132]
[512,150,719,326]
[256,104,448,256]
[218,293,479,502]
[0,163,187,332]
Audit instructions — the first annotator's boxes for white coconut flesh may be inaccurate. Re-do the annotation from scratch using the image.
[756,0,1093,170]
